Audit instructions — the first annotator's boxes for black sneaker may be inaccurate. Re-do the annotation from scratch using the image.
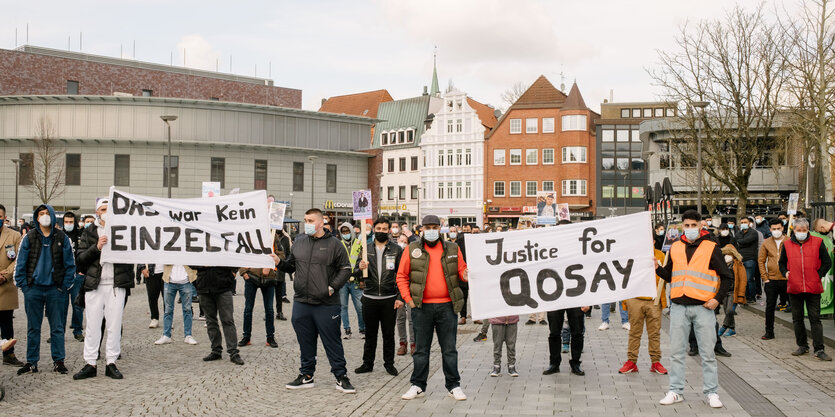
[473,333,487,342]
[53,361,68,374]
[343,329,352,340]
[524,319,536,325]
[714,348,732,357]
[203,352,222,361]
[3,353,23,367]
[792,347,809,356]
[359,329,366,339]
[276,312,287,321]
[17,362,38,375]
[688,347,699,356]
[266,337,278,348]
[230,354,244,365]
[286,374,315,390]
[354,363,373,374]
[74,333,85,342]
[237,337,251,347]
[72,364,96,380]
[385,364,399,376]
[542,365,559,375]
[336,375,356,394]
[761,333,775,340]
[105,363,123,379]
[815,350,832,361]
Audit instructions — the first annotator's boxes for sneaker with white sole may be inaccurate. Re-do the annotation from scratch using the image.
[707,393,722,408]
[154,336,172,345]
[184,335,198,345]
[622,322,631,330]
[598,322,610,330]
[401,385,425,400]
[448,387,467,401]
[286,374,315,390]
[659,391,683,405]
[336,375,356,394]
[489,364,501,377]
[149,319,159,329]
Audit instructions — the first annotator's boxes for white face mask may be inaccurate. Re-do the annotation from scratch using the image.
[38,215,51,227]
[720,230,729,237]
[771,230,783,239]
[99,212,108,224]
[724,255,733,264]
[795,232,809,241]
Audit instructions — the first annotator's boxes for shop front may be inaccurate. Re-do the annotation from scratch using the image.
[379,202,417,228]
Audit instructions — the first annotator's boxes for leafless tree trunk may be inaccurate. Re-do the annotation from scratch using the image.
[651,6,787,216]
[29,117,65,204]
[500,81,529,111]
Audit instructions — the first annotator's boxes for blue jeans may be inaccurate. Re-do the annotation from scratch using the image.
[601,302,628,324]
[743,260,758,300]
[339,282,365,332]
[23,285,66,364]
[68,274,85,336]
[669,303,718,396]
[163,282,195,338]
[411,302,460,391]
[243,279,275,339]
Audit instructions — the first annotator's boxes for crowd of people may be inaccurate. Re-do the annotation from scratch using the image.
[0,200,833,409]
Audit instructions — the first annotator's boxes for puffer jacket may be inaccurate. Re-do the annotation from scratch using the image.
[278,232,351,305]
[354,239,402,298]
[75,220,135,290]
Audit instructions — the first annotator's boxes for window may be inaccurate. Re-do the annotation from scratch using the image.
[456,149,462,166]
[447,183,453,200]
[456,182,462,199]
[142,89,153,97]
[66,80,79,95]
[411,156,418,171]
[526,149,538,165]
[510,181,522,197]
[382,133,388,145]
[665,108,675,117]
[399,186,406,200]
[643,108,652,118]
[438,182,444,199]
[447,151,453,166]
[387,186,395,200]
[543,148,555,165]
[602,158,615,170]
[326,164,337,193]
[493,181,505,197]
[465,181,472,199]
[17,153,33,186]
[65,154,81,186]
[456,119,463,132]
[411,185,419,199]
[526,118,538,133]
[510,149,522,165]
[163,155,179,188]
[602,185,615,198]
[210,157,225,188]
[659,142,671,169]
[526,181,537,197]
[493,149,505,165]
[616,129,629,142]
[510,119,522,134]
[562,147,587,163]
[542,117,555,133]
[654,108,664,117]
[447,120,454,133]
[399,157,406,172]
[293,162,304,191]
[561,115,587,131]
[632,108,641,118]
[561,180,587,196]
[253,159,267,190]
[621,109,630,118]
[387,158,395,173]
[407,130,414,143]
[114,154,130,187]
[398,131,405,144]
[543,181,554,192]
[465,149,472,165]
[602,129,614,142]
[438,150,444,167]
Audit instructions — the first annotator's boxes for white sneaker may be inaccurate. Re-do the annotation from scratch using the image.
[448,387,467,401]
[149,319,159,329]
[622,322,631,330]
[707,393,723,408]
[154,336,172,345]
[401,385,425,400]
[184,335,198,345]
[659,391,683,405]
[598,322,610,330]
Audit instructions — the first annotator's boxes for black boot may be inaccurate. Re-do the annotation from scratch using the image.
[542,364,559,375]
[569,361,584,376]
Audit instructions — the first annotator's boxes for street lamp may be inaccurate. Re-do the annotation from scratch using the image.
[692,101,709,214]
[160,115,178,198]
[308,155,318,210]
[10,159,19,224]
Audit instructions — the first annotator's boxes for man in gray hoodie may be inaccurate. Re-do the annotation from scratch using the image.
[337,222,365,339]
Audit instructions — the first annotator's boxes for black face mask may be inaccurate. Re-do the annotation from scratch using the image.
[423,237,439,247]
[374,232,389,243]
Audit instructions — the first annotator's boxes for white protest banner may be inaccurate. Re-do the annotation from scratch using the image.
[101,187,274,268]
[465,211,656,320]
[269,202,286,229]
[353,190,372,220]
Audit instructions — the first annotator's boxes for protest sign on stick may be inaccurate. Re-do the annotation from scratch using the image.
[353,190,372,278]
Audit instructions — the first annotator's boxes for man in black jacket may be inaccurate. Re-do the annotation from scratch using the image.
[73,199,134,380]
[61,212,85,342]
[354,217,403,376]
[736,216,759,303]
[276,208,354,393]
[193,265,243,365]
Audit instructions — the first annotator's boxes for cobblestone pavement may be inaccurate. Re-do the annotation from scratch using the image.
[2,285,835,416]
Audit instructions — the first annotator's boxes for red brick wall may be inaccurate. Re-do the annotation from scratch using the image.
[484,107,597,217]
[0,48,301,108]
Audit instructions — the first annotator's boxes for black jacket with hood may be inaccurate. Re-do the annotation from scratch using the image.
[353,239,403,298]
[76,219,136,290]
[62,211,82,256]
[278,231,351,305]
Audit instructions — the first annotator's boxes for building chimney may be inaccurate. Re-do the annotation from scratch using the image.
[321,98,327,106]
[423,86,428,96]
[609,89,614,103]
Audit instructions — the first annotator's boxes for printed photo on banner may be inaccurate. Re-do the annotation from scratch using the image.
[201,181,221,198]
[557,203,570,222]
[269,202,287,229]
[352,190,372,220]
[464,212,657,320]
[536,191,557,225]
[100,187,275,268]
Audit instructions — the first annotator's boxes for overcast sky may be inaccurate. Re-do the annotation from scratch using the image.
[2,0,800,112]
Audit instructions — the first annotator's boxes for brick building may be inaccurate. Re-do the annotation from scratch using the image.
[0,45,301,108]
[484,76,598,226]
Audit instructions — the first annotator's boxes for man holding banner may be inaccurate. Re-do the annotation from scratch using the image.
[655,210,734,409]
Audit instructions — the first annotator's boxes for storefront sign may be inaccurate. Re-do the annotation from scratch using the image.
[324,200,352,209]
[500,207,521,212]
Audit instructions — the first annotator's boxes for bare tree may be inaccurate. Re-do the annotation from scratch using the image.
[500,81,529,109]
[29,117,66,204]
[651,6,788,215]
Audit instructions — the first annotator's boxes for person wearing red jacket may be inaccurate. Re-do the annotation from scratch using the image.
[778,218,832,361]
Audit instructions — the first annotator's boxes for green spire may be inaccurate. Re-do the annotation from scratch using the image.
[430,49,439,96]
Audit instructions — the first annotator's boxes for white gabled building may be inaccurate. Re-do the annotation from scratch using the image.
[419,89,498,228]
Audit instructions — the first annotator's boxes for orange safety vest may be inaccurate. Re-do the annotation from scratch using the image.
[670,240,720,301]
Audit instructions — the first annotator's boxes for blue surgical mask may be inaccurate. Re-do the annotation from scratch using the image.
[449,232,458,240]
[304,223,317,236]
[739,224,749,231]
[84,222,92,228]
[684,228,700,241]
[728,224,735,229]
[423,229,439,242]
[64,224,74,232]
[341,233,352,241]
[656,229,665,236]
[795,232,808,241]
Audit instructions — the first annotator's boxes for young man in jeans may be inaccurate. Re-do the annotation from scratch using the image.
[758,219,787,340]
[655,210,734,409]
[154,265,198,346]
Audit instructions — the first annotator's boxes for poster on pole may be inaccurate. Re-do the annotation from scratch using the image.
[201,182,221,198]
[464,211,657,320]
[100,187,274,268]
[536,191,558,225]
[353,190,372,220]
[787,193,799,215]
[557,203,570,223]
[269,202,287,230]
